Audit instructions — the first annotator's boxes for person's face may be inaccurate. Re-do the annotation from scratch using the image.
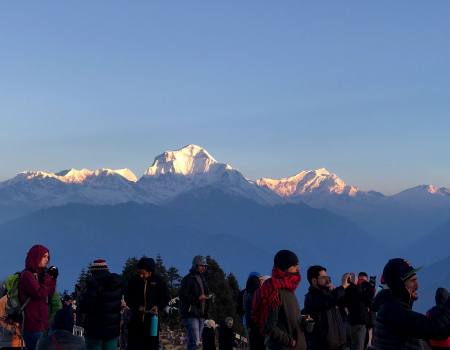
[287,264,300,274]
[313,270,329,288]
[258,277,265,286]
[197,265,207,274]
[359,275,368,282]
[138,269,152,280]
[226,319,234,328]
[39,252,49,268]
[404,275,419,300]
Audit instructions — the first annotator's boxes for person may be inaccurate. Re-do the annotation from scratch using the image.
[427,288,450,349]
[179,255,211,350]
[19,244,58,350]
[344,272,374,350]
[202,319,217,350]
[239,272,265,350]
[0,294,22,347]
[77,259,123,350]
[371,258,450,350]
[124,257,170,350]
[252,249,307,350]
[37,306,86,350]
[303,265,350,350]
[218,317,236,350]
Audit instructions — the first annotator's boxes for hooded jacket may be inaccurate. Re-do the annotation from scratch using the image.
[372,272,450,350]
[19,245,56,332]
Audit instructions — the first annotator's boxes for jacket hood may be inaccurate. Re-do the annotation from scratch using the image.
[435,287,449,306]
[25,244,49,272]
[372,288,392,312]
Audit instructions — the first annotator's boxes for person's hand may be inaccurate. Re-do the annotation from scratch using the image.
[290,339,296,348]
[199,294,209,301]
[47,266,59,279]
[138,306,145,312]
[150,306,158,315]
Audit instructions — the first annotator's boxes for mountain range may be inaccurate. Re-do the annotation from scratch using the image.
[0,144,448,309]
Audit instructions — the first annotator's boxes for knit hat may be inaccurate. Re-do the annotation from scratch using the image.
[89,259,109,272]
[137,257,155,273]
[274,250,299,271]
[248,271,262,278]
[435,287,449,306]
[192,255,207,268]
[383,258,422,286]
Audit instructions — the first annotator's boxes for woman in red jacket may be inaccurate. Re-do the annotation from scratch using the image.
[19,244,57,350]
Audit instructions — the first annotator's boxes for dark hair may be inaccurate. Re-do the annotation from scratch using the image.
[137,257,155,273]
[307,265,326,284]
[358,272,368,278]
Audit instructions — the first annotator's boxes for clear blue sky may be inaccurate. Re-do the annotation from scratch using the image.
[1,1,449,194]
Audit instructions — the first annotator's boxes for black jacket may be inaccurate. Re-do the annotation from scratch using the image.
[218,324,236,350]
[179,270,209,319]
[202,327,217,350]
[372,289,450,350]
[303,286,346,350]
[124,274,170,326]
[345,282,374,326]
[77,271,123,340]
[37,330,86,350]
[265,289,307,350]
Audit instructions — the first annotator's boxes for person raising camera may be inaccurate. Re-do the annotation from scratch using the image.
[19,244,58,350]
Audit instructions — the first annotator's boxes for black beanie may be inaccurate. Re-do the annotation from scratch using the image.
[137,257,156,273]
[274,250,299,271]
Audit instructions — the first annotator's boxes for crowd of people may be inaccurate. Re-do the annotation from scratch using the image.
[0,244,449,350]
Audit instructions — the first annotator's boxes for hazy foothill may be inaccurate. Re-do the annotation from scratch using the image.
[0,144,448,310]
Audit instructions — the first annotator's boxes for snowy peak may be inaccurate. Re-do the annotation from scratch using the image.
[394,185,450,197]
[256,168,359,197]
[143,144,232,177]
[13,168,138,184]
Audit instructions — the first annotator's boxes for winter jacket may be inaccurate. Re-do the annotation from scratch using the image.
[303,286,347,350]
[202,327,217,350]
[179,270,209,319]
[371,289,450,350]
[265,289,307,350]
[77,270,123,340]
[345,282,374,326]
[218,324,236,350]
[124,274,169,328]
[427,288,450,349]
[19,245,56,332]
[37,330,86,350]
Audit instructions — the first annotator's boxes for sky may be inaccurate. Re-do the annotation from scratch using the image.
[0,1,449,194]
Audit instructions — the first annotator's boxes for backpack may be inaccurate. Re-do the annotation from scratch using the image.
[3,272,32,322]
[325,306,346,350]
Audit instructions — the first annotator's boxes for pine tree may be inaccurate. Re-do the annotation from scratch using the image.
[122,257,139,285]
[227,273,241,304]
[205,256,243,333]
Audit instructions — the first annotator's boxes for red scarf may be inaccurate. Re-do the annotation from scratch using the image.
[251,267,301,335]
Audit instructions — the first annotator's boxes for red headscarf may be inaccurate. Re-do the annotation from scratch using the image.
[252,267,301,335]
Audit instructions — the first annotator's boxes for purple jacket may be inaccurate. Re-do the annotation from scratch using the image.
[19,245,56,332]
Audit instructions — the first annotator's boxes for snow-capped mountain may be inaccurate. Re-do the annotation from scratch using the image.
[139,144,278,204]
[256,168,359,198]
[391,185,450,210]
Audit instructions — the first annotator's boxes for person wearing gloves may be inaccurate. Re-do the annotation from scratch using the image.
[19,244,58,350]
[371,258,450,350]
[252,249,309,350]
